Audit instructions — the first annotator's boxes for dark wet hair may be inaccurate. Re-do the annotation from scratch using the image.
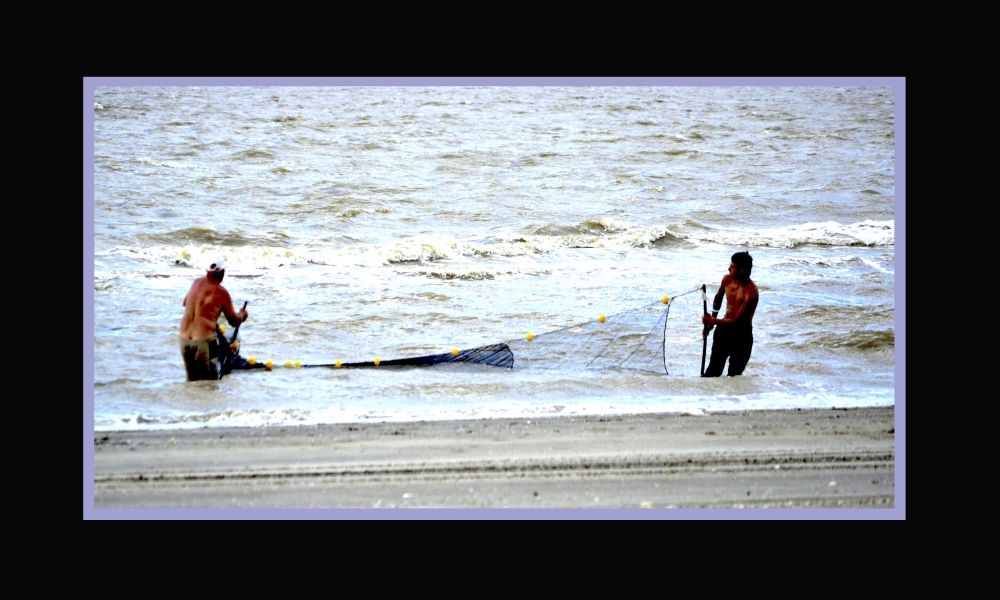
[732,251,752,278]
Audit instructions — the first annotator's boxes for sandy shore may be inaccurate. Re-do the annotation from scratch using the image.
[90,407,896,513]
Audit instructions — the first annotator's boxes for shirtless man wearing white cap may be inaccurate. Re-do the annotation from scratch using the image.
[179,257,249,381]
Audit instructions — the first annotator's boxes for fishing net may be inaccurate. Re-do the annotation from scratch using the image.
[502,300,674,374]
[319,343,515,369]
[218,329,264,376]
[221,287,703,376]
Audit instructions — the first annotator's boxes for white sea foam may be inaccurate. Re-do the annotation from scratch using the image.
[133,157,196,169]
[112,224,685,274]
[859,257,891,273]
[94,388,894,432]
[585,217,632,232]
[411,266,553,281]
[698,220,894,248]
[97,219,891,283]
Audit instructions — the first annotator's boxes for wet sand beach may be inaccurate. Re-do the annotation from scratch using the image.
[91,406,896,512]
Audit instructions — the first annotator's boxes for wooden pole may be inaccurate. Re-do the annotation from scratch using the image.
[701,285,708,377]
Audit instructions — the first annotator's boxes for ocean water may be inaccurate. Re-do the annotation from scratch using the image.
[89,83,897,431]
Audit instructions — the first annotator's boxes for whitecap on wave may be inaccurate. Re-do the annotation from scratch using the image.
[699,220,893,248]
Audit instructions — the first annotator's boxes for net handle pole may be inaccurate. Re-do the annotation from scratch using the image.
[700,285,708,377]
[231,301,248,345]
[220,301,248,380]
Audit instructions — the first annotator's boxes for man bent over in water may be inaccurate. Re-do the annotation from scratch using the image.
[179,257,248,381]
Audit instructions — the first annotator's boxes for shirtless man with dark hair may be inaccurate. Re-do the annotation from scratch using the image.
[701,251,758,377]
[179,257,248,381]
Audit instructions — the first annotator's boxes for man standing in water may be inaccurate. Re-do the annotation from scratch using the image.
[702,251,758,377]
[179,257,248,381]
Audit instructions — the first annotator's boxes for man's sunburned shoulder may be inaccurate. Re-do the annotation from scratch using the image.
[190,277,227,294]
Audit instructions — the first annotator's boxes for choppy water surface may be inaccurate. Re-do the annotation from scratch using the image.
[91,84,896,430]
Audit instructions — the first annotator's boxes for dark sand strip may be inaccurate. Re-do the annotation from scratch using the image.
[93,407,895,510]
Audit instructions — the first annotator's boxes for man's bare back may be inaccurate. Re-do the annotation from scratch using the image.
[180,269,247,341]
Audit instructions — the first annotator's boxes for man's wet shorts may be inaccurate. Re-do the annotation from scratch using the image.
[180,336,219,381]
[703,325,753,377]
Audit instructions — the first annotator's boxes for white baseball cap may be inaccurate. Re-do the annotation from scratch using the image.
[206,257,226,272]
